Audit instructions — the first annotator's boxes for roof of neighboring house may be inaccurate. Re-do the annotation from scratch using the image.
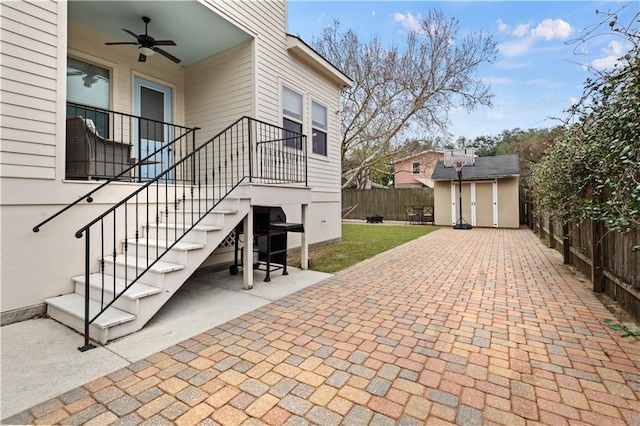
[393,149,444,165]
[431,154,520,181]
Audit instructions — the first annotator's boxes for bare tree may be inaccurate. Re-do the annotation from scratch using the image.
[312,11,497,188]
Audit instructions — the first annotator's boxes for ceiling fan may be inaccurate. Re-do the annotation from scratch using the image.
[105,16,181,64]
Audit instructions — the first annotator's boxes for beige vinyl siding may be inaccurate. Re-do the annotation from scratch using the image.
[194,1,343,190]
[184,41,254,140]
[1,1,59,179]
[205,0,287,124]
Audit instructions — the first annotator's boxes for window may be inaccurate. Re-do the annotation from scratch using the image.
[283,86,303,149]
[312,101,327,156]
[66,57,110,137]
[412,162,421,174]
[140,86,165,142]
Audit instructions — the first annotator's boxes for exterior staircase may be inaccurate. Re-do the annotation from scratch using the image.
[45,195,250,345]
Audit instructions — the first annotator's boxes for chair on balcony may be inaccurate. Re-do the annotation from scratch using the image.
[65,117,132,180]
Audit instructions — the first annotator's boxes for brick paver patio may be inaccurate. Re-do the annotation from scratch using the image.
[4,227,640,425]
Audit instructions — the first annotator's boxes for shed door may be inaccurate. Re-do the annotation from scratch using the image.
[475,182,494,227]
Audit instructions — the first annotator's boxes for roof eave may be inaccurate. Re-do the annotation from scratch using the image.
[286,34,353,88]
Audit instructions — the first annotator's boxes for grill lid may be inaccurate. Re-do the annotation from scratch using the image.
[268,222,304,233]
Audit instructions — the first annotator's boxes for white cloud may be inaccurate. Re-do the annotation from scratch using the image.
[591,55,620,70]
[498,37,535,58]
[495,59,531,70]
[486,110,505,121]
[512,23,531,37]
[569,97,579,105]
[591,40,627,71]
[496,19,509,33]
[531,19,573,40]
[393,12,423,33]
[482,76,513,85]
[371,10,376,17]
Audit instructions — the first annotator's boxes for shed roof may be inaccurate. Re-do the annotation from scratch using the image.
[431,154,520,181]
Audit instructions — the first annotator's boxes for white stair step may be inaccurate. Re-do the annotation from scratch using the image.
[148,223,222,244]
[124,239,205,251]
[123,238,204,265]
[149,223,222,232]
[73,273,161,299]
[45,293,135,329]
[167,210,227,227]
[104,255,184,273]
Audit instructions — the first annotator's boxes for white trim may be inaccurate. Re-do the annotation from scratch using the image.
[285,35,352,88]
[470,182,477,227]
[310,98,328,157]
[493,180,499,227]
[451,181,457,226]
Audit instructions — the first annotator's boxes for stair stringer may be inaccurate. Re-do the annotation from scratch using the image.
[99,197,251,343]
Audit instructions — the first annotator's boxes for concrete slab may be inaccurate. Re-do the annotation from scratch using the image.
[0,318,130,419]
[0,267,330,419]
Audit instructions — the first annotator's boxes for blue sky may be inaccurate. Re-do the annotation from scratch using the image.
[287,1,638,141]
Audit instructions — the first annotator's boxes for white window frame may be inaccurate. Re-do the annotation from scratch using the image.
[311,100,328,156]
[282,85,304,150]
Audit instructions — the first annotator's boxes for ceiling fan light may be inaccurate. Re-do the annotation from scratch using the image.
[139,46,155,56]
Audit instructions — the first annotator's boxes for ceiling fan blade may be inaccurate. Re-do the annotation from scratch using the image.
[153,40,177,46]
[138,53,147,63]
[105,41,138,45]
[154,47,181,64]
[122,28,141,41]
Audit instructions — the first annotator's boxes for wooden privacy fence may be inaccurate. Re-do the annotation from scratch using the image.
[534,213,640,322]
[342,188,434,221]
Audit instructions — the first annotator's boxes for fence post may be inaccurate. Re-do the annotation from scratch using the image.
[539,215,544,239]
[562,221,571,264]
[549,217,555,249]
[591,219,604,292]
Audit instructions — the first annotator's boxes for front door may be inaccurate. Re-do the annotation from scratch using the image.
[133,77,173,180]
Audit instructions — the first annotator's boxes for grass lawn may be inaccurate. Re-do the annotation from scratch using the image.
[288,223,438,273]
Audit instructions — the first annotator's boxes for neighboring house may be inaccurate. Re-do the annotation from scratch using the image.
[393,150,444,188]
[0,1,352,345]
[431,154,520,228]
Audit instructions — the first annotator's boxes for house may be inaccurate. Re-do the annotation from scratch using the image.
[393,150,444,188]
[0,0,351,347]
[430,154,520,228]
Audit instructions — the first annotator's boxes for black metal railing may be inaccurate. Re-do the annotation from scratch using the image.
[41,116,307,351]
[33,103,199,233]
[65,102,198,182]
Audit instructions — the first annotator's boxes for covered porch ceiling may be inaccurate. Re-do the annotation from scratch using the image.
[68,1,253,67]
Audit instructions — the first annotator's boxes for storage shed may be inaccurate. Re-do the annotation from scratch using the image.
[431,154,520,228]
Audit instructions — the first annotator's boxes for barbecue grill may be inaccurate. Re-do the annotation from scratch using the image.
[230,206,304,282]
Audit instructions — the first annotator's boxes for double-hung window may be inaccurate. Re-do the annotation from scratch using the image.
[412,162,421,174]
[282,86,303,149]
[66,57,110,137]
[311,101,328,156]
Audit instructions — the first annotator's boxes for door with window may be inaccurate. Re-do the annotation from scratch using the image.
[133,77,173,180]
